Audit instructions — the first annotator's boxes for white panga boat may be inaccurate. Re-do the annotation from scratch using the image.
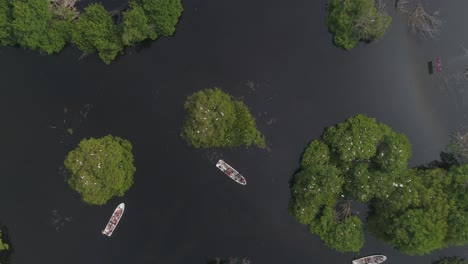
[352,255,387,264]
[216,160,246,185]
[102,203,125,236]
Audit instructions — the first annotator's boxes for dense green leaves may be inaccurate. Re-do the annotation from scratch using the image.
[290,114,412,252]
[368,168,456,255]
[0,0,12,45]
[142,0,183,37]
[301,140,330,168]
[72,4,123,64]
[181,88,265,148]
[0,0,183,63]
[308,206,364,253]
[122,2,158,46]
[289,165,343,224]
[327,0,391,50]
[11,0,69,53]
[323,114,384,168]
[433,257,468,264]
[0,230,8,251]
[64,135,136,205]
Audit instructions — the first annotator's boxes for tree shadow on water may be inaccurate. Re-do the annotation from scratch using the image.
[0,223,13,264]
[206,257,252,264]
[417,151,460,170]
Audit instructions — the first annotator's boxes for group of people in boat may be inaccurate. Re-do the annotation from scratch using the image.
[105,209,123,231]
[359,256,385,264]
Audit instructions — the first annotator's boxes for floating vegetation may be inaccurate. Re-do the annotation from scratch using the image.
[48,104,94,143]
[50,209,73,231]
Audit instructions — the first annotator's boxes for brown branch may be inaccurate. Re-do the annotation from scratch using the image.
[408,3,442,39]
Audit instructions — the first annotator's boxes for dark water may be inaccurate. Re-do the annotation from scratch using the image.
[1,0,468,263]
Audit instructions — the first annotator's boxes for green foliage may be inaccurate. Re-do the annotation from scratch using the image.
[72,4,123,64]
[323,114,384,168]
[448,165,468,209]
[309,206,364,253]
[387,208,447,255]
[64,135,136,205]
[433,257,468,264]
[300,140,330,168]
[372,130,412,173]
[322,114,411,202]
[289,114,415,253]
[0,0,183,63]
[326,0,391,50]
[181,88,265,149]
[368,168,453,255]
[289,165,344,224]
[11,0,69,53]
[446,165,468,245]
[446,211,468,246]
[0,230,8,251]
[323,214,364,253]
[122,2,158,46]
[227,101,266,147]
[292,114,468,254]
[0,0,13,45]
[141,0,183,37]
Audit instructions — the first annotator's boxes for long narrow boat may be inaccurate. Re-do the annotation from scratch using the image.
[352,255,387,264]
[102,203,125,237]
[216,160,247,185]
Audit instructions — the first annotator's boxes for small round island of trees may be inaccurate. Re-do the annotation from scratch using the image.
[64,135,136,205]
[181,88,265,149]
[289,114,468,255]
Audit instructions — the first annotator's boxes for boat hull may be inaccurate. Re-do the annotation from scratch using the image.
[352,255,387,264]
[216,160,247,185]
[102,203,125,237]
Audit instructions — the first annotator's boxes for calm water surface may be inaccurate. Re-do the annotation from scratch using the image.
[1,0,468,263]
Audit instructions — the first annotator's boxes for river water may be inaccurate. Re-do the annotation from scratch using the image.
[1,0,468,263]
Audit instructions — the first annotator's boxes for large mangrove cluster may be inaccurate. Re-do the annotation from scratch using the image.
[289,114,468,255]
[0,0,183,64]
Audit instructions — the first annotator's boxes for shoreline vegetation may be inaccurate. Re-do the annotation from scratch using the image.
[327,0,391,50]
[0,0,183,64]
[289,114,468,255]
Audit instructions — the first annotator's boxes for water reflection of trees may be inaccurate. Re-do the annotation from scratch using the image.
[438,46,468,108]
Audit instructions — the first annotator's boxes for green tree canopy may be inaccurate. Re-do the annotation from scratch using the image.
[64,135,136,205]
[368,168,452,255]
[71,4,123,64]
[290,114,412,253]
[433,257,468,264]
[181,88,265,148]
[323,114,411,202]
[309,206,364,253]
[0,0,12,45]
[141,0,183,37]
[11,0,70,53]
[300,140,330,168]
[445,165,468,245]
[0,230,8,251]
[289,164,344,224]
[0,0,183,63]
[122,2,158,46]
[327,0,391,50]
